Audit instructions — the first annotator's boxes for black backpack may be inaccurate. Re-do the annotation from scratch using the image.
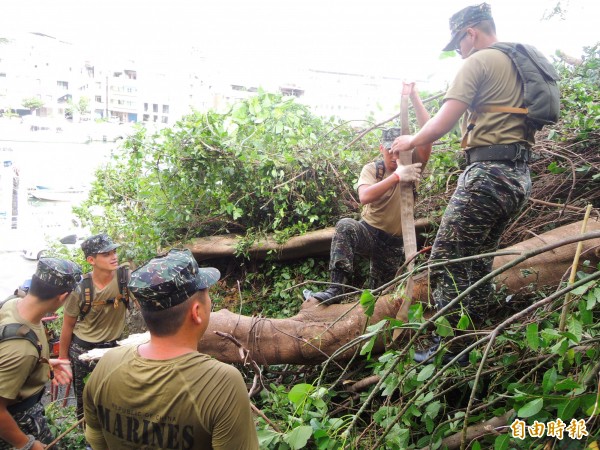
[479,42,560,130]
[78,265,130,320]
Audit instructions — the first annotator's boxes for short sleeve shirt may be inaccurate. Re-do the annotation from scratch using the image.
[84,346,259,450]
[0,298,49,404]
[64,271,126,343]
[445,46,536,148]
[357,162,404,236]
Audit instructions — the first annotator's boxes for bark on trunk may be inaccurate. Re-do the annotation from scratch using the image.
[198,219,600,365]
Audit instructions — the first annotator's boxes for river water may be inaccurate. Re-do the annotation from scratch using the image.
[0,136,118,295]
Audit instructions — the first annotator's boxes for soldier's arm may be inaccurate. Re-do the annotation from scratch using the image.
[0,397,35,448]
[58,313,77,359]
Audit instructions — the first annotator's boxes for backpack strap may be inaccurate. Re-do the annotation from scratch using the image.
[375,159,386,182]
[116,265,130,309]
[78,273,94,320]
[0,323,42,360]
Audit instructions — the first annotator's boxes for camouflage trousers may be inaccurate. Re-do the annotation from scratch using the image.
[429,161,531,326]
[69,338,116,421]
[0,402,53,449]
[330,218,404,289]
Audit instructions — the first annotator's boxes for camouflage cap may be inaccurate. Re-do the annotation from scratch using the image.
[34,258,83,291]
[443,3,493,51]
[128,249,220,311]
[81,233,120,257]
[382,128,402,149]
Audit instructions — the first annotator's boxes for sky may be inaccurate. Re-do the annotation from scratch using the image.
[2,0,599,91]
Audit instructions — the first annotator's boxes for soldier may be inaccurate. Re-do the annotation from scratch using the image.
[0,258,81,450]
[84,248,259,449]
[391,3,534,361]
[308,84,430,305]
[58,233,131,421]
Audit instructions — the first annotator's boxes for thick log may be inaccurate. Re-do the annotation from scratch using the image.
[187,219,432,262]
[198,219,600,365]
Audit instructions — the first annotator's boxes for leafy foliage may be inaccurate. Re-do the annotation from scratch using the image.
[75,90,375,263]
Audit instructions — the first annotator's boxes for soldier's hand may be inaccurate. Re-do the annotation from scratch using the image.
[32,440,46,449]
[390,135,414,155]
[394,163,422,184]
[49,358,72,385]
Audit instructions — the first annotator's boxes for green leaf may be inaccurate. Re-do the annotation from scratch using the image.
[542,367,557,394]
[555,379,581,391]
[257,429,281,447]
[288,384,314,407]
[567,317,583,343]
[518,398,543,418]
[360,290,376,317]
[526,323,540,351]
[284,425,313,450]
[417,364,436,382]
[557,398,580,421]
[494,433,510,450]
[457,314,470,330]
[435,316,454,337]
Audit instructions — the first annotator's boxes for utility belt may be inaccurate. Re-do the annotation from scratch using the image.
[72,334,118,351]
[7,388,44,415]
[465,143,531,165]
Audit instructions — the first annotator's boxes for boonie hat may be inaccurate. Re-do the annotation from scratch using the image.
[81,233,120,257]
[382,128,402,149]
[34,258,83,291]
[128,249,220,311]
[443,3,493,52]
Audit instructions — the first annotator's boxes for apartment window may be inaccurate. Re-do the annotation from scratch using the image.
[153,104,158,113]
[95,96,102,103]
[144,103,148,112]
[57,81,68,90]
[0,73,5,78]
[161,116,168,124]
[162,105,169,114]
[153,115,158,122]
[143,114,149,121]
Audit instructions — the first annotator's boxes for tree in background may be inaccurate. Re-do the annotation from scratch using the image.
[21,96,44,115]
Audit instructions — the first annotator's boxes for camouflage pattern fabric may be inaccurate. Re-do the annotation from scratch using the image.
[0,402,53,449]
[443,2,493,51]
[129,249,220,311]
[35,258,82,291]
[382,127,402,149]
[329,218,404,290]
[81,233,120,258]
[429,161,531,326]
[69,339,114,421]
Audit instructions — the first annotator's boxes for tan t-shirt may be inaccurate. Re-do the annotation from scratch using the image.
[357,162,403,236]
[84,346,259,450]
[64,271,126,343]
[0,298,49,404]
[445,46,536,149]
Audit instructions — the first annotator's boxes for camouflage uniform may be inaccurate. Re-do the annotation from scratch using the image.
[432,2,535,328]
[85,249,258,450]
[330,218,404,290]
[0,404,53,450]
[0,258,81,449]
[62,233,124,422]
[429,161,531,325]
[127,248,220,309]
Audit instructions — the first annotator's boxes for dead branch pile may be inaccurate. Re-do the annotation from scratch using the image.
[415,127,600,249]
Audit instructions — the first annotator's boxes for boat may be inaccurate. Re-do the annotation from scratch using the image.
[30,185,88,202]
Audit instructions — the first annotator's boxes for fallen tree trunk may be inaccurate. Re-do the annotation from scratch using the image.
[187,219,432,262]
[199,219,600,365]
